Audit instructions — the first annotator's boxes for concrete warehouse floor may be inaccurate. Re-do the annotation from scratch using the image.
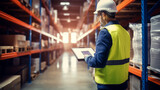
[22,51,97,90]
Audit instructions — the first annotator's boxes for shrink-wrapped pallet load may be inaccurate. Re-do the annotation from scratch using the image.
[150,15,160,71]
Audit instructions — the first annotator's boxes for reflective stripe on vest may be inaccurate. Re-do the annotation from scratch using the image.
[95,24,130,85]
[106,58,129,65]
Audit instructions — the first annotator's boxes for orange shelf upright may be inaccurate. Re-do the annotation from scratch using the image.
[129,66,160,85]
[0,48,59,60]
[0,51,31,60]
[0,10,62,42]
[117,0,135,12]
[77,0,135,41]
[78,0,94,30]
[77,23,100,41]
[11,0,41,23]
[0,52,18,60]
[41,0,60,34]
[0,10,41,33]
[30,49,41,54]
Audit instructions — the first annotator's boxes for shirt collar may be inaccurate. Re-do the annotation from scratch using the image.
[104,20,119,27]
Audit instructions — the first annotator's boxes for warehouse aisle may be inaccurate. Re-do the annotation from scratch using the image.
[22,51,97,90]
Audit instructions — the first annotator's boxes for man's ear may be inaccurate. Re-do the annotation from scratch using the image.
[101,12,107,20]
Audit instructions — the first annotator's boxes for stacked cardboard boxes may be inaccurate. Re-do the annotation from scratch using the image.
[31,58,40,73]
[41,61,46,71]
[129,75,141,90]
[0,75,21,90]
[32,42,39,50]
[4,65,28,86]
[41,40,48,49]
[0,35,26,47]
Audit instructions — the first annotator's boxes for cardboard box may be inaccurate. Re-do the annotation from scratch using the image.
[32,58,40,73]
[25,40,30,47]
[32,42,39,50]
[0,35,26,47]
[0,75,21,90]
[31,65,36,74]
[129,75,141,90]
[49,60,54,65]
[4,65,28,86]
[41,61,46,71]
[41,40,48,49]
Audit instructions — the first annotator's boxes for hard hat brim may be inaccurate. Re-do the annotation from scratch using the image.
[94,9,117,15]
[93,11,98,15]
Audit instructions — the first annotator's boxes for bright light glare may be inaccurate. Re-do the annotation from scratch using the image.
[67,19,71,23]
[35,5,39,8]
[71,32,77,43]
[60,2,70,5]
[76,16,80,19]
[62,53,69,73]
[63,6,68,11]
[68,28,71,32]
[57,33,60,43]
[63,32,69,43]
[64,13,70,16]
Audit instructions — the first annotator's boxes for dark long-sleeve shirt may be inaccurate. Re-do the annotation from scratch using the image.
[85,21,128,89]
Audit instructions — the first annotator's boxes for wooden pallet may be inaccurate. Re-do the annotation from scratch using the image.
[148,66,160,78]
[32,22,41,29]
[41,66,47,73]
[129,60,142,70]
[0,46,14,55]
[31,72,39,80]
[14,46,32,52]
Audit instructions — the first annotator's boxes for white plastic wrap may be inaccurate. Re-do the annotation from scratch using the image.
[150,48,160,69]
[150,15,160,31]
[129,23,150,64]
[150,15,160,70]
[150,32,160,48]
[129,23,142,64]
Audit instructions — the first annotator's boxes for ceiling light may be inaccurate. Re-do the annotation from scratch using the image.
[35,4,39,9]
[60,2,70,6]
[63,6,68,11]
[67,19,71,23]
[64,13,70,16]
[76,16,80,19]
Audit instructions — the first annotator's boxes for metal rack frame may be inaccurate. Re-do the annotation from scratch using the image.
[0,0,64,83]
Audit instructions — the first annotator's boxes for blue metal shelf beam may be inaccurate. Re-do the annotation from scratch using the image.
[147,0,160,20]
[95,0,98,43]
[141,0,148,90]
[28,0,32,83]
[39,0,42,73]
[48,0,51,66]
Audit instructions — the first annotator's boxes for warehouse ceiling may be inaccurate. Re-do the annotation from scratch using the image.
[51,0,87,32]
[51,0,160,32]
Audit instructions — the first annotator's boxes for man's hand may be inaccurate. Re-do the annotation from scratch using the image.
[84,55,90,58]
[84,55,90,62]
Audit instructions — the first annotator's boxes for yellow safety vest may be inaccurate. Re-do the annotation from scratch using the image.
[95,24,130,84]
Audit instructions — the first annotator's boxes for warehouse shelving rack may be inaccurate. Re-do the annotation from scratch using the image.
[41,0,61,34]
[77,0,160,89]
[11,0,41,23]
[0,47,62,60]
[0,0,63,83]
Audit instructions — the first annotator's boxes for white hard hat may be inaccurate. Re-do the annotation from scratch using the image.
[94,0,117,14]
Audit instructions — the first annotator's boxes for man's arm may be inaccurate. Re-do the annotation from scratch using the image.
[85,29,112,68]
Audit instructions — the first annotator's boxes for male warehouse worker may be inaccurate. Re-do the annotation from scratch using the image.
[84,0,130,90]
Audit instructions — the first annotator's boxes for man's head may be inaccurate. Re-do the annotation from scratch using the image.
[94,0,117,26]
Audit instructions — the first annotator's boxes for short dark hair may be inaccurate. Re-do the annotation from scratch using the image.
[99,10,116,18]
